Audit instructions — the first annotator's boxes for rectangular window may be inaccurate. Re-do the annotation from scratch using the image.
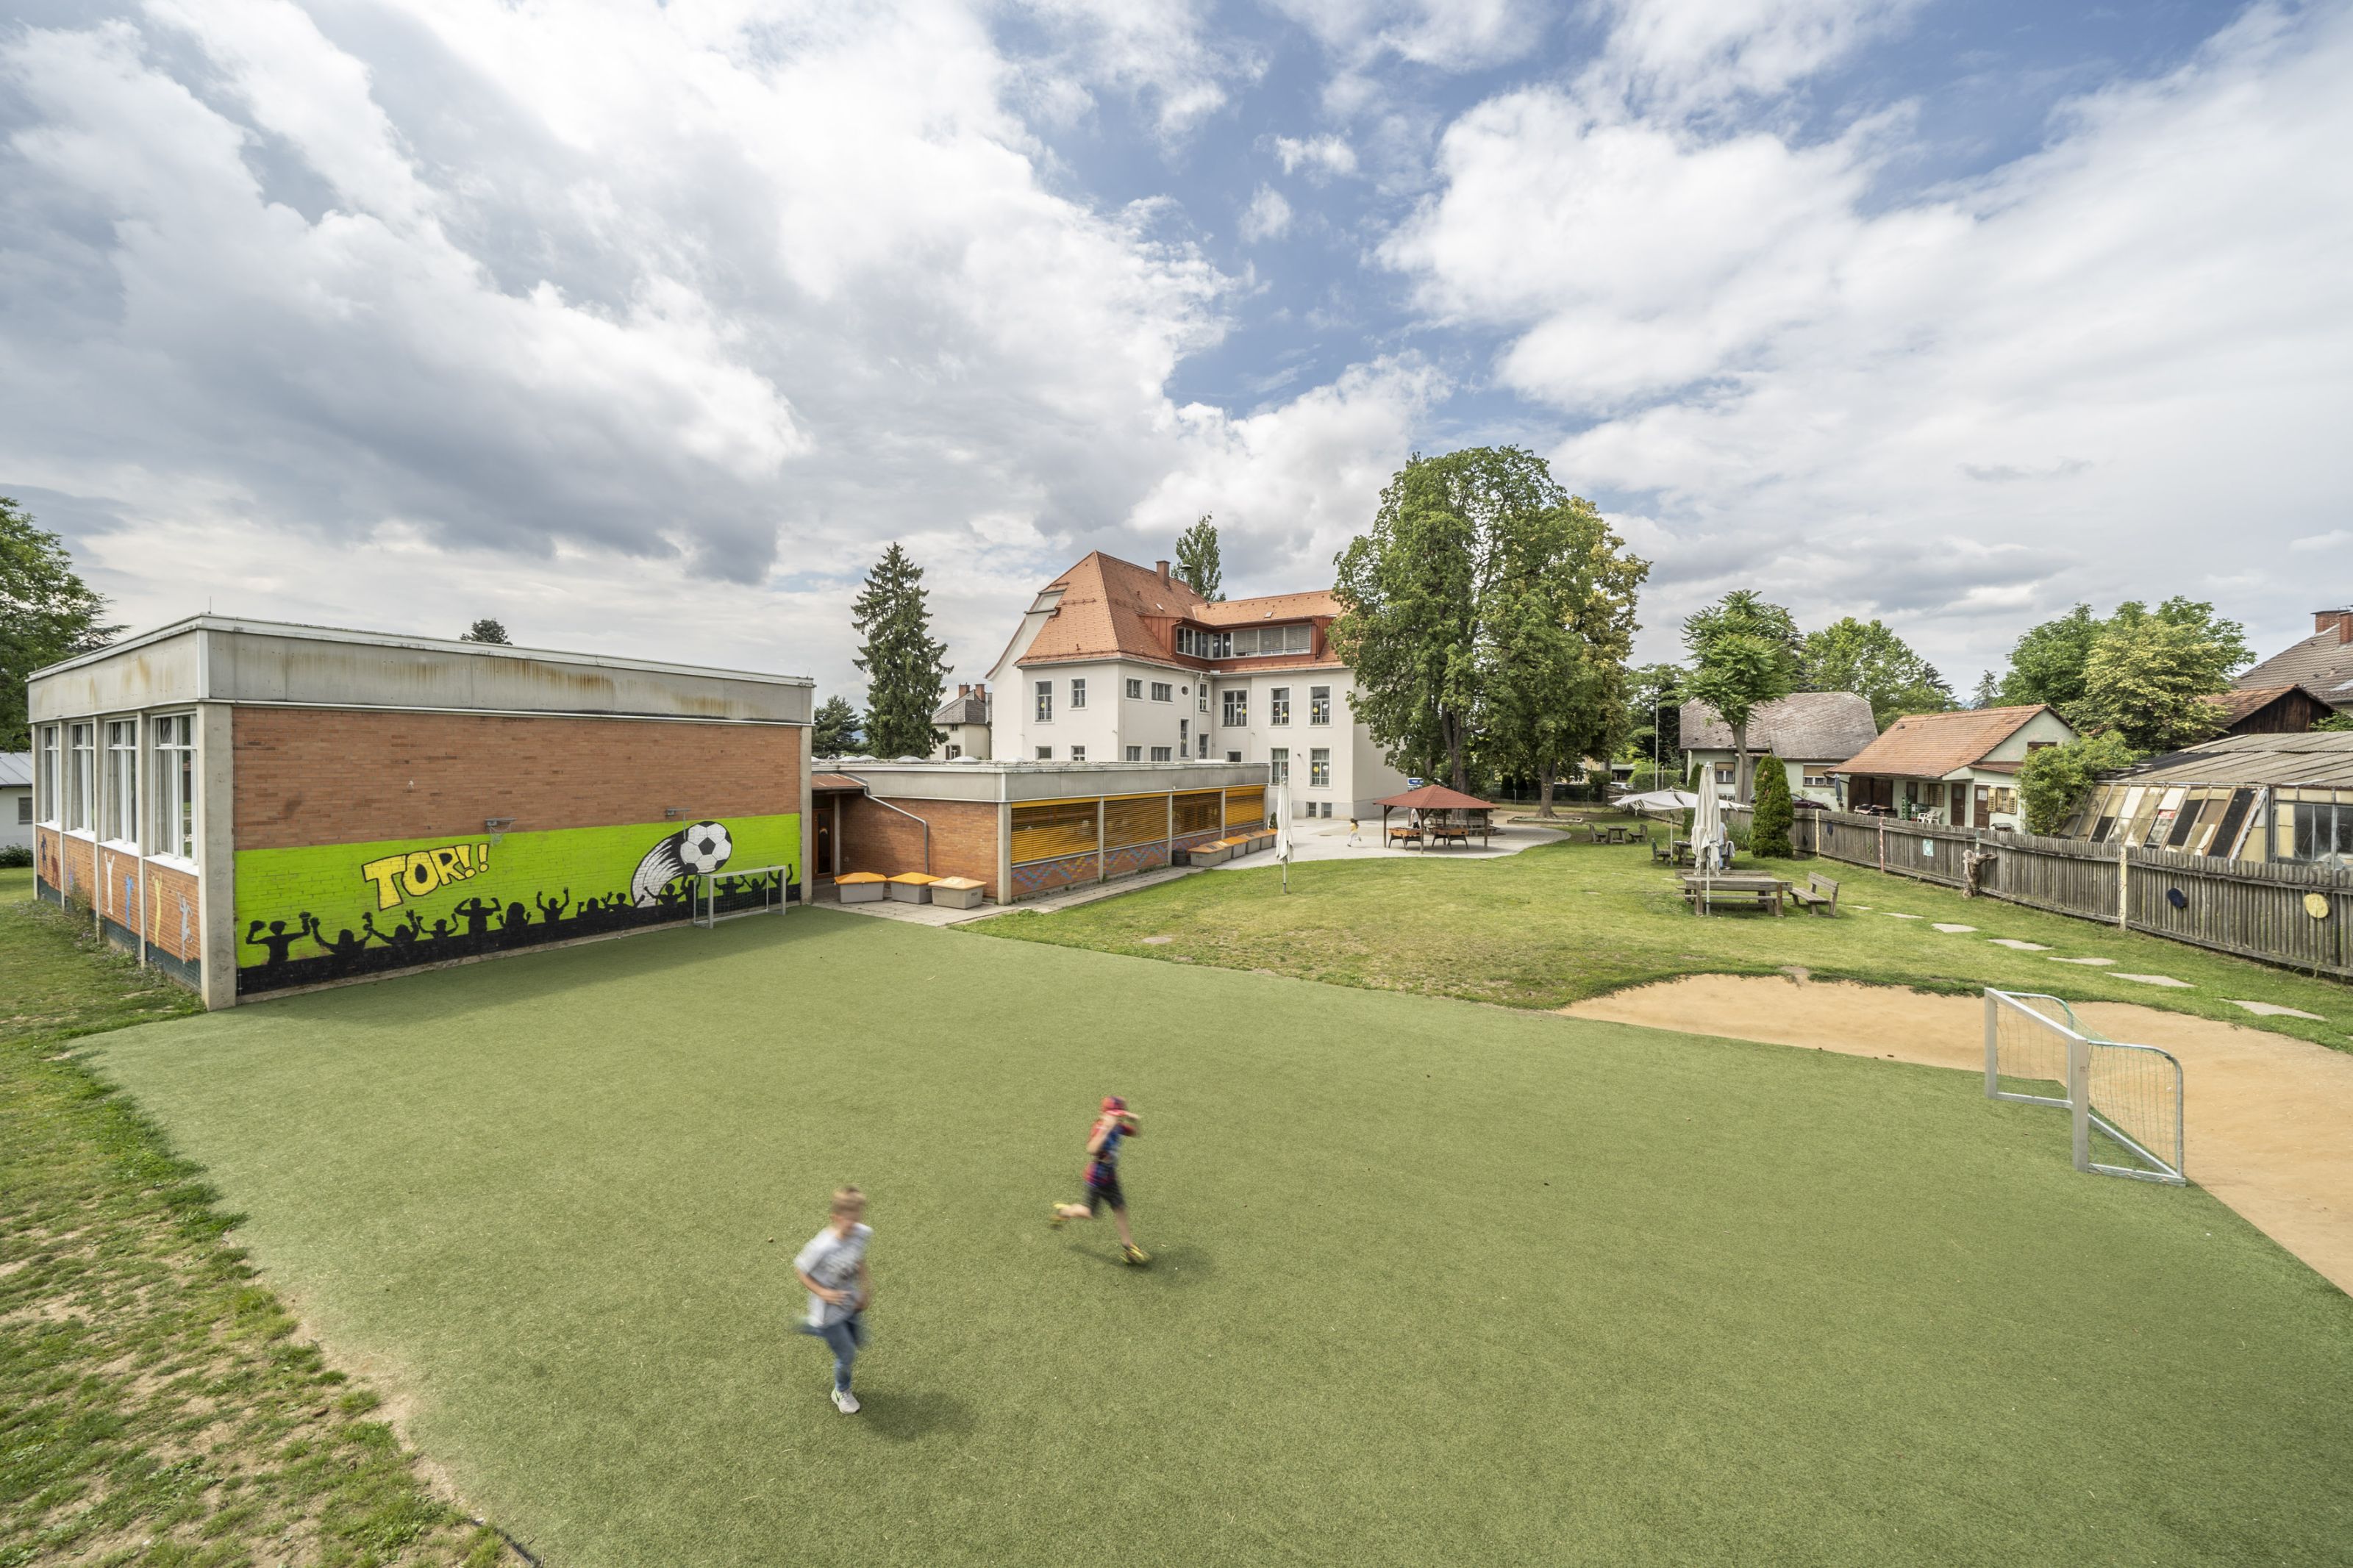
[67,722,94,832]
[1150,681,1171,703]
[154,715,195,860]
[1035,681,1053,723]
[16,796,30,825]
[1126,679,1143,699]
[1036,746,1053,760]
[1309,686,1331,725]
[1197,734,1209,758]
[1104,794,1166,848]
[1222,690,1247,726]
[1172,790,1222,835]
[1269,687,1290,726]
[946,745,962,759]
[1270,747,1289,784]
[1199,686,1209,714]
[1310,748,1330,788]
[37,725,59,823]
[1010,799,1099,862]
[2291,801,2352,864]
[1227,751,1242,763]
[1070,745,1087,762]
[1125,745,1142,761]
[104,719,138,844]
[1715,765,1735,786]
[1071,679,1087,710]
[1150,746,1172,762]
[1802,772,1833,790]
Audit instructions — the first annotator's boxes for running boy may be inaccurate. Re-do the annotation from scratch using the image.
[1050,1097,1148,1264]
[793,1186,873,1414]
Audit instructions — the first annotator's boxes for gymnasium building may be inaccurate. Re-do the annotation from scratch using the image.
[26,616,813,1007]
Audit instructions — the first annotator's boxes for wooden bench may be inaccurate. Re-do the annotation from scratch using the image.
[1789,873,1840,916]
[1649,834,1673,864]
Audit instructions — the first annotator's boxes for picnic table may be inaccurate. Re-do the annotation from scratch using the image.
[1427,824,1473,848]
[1681,872,1790,916]
[1388,824,1422,848]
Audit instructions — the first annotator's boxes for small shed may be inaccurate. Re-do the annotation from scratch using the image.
[1377,784,1497,850]
[2202,684,2339,737]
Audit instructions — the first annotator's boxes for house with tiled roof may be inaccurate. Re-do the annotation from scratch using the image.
[1834,704,2077,828]
[929,682,992,760]
[2234,607,2353,715]
[1677,691,1879,806]
[984,552,1410,817]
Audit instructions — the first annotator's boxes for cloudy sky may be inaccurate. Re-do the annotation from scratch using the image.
[4,0,2349,703]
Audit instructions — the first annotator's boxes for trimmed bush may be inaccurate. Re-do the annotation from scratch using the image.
[1750,753,1794,858]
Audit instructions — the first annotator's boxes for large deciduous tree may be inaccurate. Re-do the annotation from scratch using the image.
[2074,601,2249,753]
[1799,616,1953,728]
[1996,604,2104,712]
[852,543,950,759]
[1,498,121,751]
[1681,590,1799,804]
[1175,515,1224,602]
[2018,731,2144,835]
[812,695,863,756]
[1995,598,2248,725]
[1332,448,1646,797]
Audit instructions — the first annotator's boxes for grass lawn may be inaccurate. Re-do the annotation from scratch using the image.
[85,909,2353,1567]
[985,835,2353,1048]
[0,866,510,1567]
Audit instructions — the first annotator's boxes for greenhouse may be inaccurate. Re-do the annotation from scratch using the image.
[2061,731,2353,867]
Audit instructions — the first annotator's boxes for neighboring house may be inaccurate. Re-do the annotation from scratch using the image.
[0,752,31,853]
[2060,731,2353,866]
[930,682,992,760]
[985,551,1411,819]
[2235,606,2353,713]
[1835,704,2077,828]
[2202,683,2339,737]
[1677,691,1879,806]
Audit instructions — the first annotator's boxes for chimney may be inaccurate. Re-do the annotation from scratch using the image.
[974,682,986,698]
[2319,608,2353,644]
[1156,559,1171,583]
[957,683,970,698]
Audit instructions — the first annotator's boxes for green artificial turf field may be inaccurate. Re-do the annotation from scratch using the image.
[87,912,2353,1567]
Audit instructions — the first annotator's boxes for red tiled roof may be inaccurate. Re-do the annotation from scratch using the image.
[1378,784,1496,810]
[1835,706,2054,778]
[1195,590,1343,625]
[1014,553,1340,670]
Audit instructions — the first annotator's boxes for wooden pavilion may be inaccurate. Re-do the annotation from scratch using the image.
[1376,784,1499,850]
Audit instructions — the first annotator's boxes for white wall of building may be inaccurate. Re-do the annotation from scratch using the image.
[1,784,30,852]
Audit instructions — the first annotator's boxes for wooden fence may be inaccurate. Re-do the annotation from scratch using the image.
[1788,809,2353,980]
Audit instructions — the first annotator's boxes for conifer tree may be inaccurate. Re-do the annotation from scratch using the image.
[852,543,949,758]
[812,695,863,756]
[1749,750,1794,858]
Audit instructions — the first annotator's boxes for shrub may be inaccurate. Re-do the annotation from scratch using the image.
[2018,731,2144,835]
[0,843,31,868]
[1750,753,1794,857]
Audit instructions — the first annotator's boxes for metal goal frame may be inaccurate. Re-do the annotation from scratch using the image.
[692,864,793,928]
[1983,989,2186,1186]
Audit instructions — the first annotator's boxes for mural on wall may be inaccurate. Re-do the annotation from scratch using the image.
[234,814,799,995]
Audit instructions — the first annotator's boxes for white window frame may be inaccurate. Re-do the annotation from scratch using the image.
[1270,748,1289,784]
[36,724,60,825]
[1070,745,1087,762]
[1269,687,1290,726]
[1036,745,1053,760]
[1070,678,1087,711]
[1035,681,1053,723]
[104,717,140,848]
[15,795,29,826]
[1222,689,1247,727]
[152,712,198,864]
[1309,686,1331,726]
[1126,679,1143,699]
[66,721,95,834]
[1197,735,1210,759]
[1226,751,1242,763]
[1309,748,1331,788]
[1125,745,1143,761]
[1150,681,1171,703]
[1150,745,1172,762]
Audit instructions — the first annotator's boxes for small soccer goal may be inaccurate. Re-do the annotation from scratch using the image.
[692,864,793,928]
[1984,988,2185,1185]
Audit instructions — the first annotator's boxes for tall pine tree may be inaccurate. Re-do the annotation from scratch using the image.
[812,695,863,756]
[852,543,950,758]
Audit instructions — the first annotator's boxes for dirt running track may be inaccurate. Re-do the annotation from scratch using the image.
[1562,975,2353,1297]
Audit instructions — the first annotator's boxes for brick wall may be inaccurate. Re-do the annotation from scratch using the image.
[837,795,999,901]
[234,709,804,848]
[32,828,199,970]
[36,827,94,909]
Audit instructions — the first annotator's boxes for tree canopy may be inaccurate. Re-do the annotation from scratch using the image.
[1995,598,2248,723]
[2074,603,2247,753]
[2018,731,2144,835]
[1175,515,1224,602]
[1331,447,1646,795]
[812,695,863,756]
[460,618,510,644]
[851,543,950,759]
[1,498,121,751]
[1799,616,1952,728]
[1680,590,1799,803]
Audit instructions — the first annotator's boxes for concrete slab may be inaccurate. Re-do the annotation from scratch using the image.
[2227,1000,2328,1021]
[1988,939,2051,951]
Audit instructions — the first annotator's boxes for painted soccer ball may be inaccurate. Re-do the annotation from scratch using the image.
[679,821,734,875]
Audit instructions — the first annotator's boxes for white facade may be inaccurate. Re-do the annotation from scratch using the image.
[989,659,1409,820]
[1684,751,1845,806]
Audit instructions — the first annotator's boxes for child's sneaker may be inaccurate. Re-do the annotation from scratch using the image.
[1048,1206,1066,1230]
[832,1389,860,1414]
[1122,1244,1150,1266]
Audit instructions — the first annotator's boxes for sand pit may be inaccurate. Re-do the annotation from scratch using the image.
[1563,975,2353,1296]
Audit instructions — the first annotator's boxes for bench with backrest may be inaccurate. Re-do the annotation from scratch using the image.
[1788,873,1840,915]
[1682,881,1781,915]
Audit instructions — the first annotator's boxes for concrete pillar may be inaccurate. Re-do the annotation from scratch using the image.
[195,702,237,1010]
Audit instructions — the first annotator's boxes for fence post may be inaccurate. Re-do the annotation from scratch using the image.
[2117,840,2129,931]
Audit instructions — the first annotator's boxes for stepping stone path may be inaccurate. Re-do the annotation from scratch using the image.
[1989,939,2050,951]
[2114,973,2193,988]
[1932,923,1977,934]
[2225,1000,2327,1020]
[1885,913,1924,920]
[1140,935,1175,945]
[2049,956,2116,966]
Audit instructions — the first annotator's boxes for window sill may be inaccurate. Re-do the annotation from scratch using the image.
[146,853,199,875]
[99,838,143,855]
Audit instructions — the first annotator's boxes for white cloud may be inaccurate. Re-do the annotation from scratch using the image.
[1238,184,1295,243]
[1581,0,1923,110]
[1006,0,1263,137]
[1383,2,2353,675]
[2291,529,2352,554]
[1272,132,1359,179]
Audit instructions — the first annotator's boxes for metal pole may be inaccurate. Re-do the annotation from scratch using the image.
[2069,1034,2093,1174]
[1983,991,1999,1100]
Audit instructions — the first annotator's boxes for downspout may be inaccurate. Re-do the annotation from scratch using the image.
[867,795,931,874]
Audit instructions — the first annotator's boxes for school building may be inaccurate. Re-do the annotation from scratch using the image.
[26,616,813,1007]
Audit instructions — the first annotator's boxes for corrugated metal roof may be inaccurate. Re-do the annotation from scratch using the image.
[0,752,30,787]
[2104,731,2353,790]
[1678,690,1879,761]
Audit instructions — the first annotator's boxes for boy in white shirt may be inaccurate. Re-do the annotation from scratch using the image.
[793,1186,874,1414]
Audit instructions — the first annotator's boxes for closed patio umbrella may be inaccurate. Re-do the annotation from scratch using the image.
[1692,781,1729,873]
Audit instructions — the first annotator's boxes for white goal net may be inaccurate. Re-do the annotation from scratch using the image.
[1983,989,2185,1186]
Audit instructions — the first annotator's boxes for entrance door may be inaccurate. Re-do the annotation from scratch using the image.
[814,803,836,878]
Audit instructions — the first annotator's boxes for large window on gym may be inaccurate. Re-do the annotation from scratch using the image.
[104,719,138,845]
[66,722,94,832]
[37,726,58,823]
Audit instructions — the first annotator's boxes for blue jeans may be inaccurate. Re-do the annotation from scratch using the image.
[801,1312,864,1393]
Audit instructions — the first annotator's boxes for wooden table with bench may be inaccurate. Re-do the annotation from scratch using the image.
[1680,872,1791,916]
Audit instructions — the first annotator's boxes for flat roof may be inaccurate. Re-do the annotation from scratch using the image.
[30,615,813,687]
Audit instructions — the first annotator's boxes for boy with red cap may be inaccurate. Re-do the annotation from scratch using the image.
[1050,1096,1147,1264]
